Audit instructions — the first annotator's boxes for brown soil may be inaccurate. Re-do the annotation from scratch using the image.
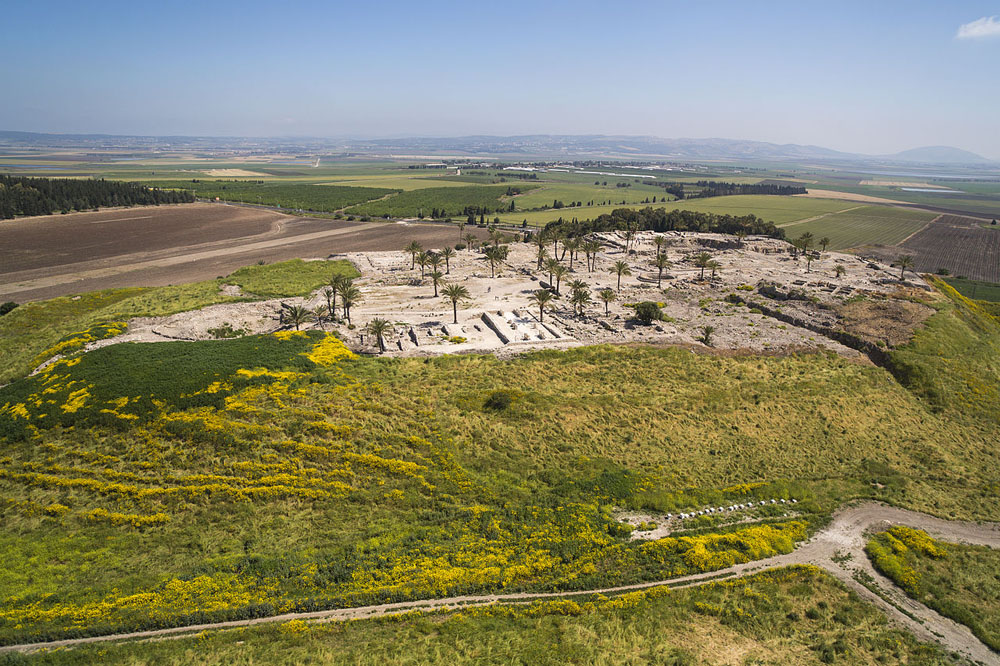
[0,204,486,302]
[836,294,935,347]
[795,190,913,205]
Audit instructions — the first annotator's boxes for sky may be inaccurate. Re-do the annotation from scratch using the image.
[2,1,1000,157]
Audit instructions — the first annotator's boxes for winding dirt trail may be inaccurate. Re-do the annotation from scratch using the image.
[2,502,998,661]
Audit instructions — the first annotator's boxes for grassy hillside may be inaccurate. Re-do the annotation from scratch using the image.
[0,259,357,384]
[867,527,1000,652]
[0,274,997,647]
[8,567,949,665]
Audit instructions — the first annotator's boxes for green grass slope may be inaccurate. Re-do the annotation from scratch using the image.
[6,567,949,665]
[0,259,357,384]
[0,275,997,647]
[867,526,1000,652]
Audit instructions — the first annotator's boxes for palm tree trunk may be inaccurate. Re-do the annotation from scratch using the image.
[452,302,458,324]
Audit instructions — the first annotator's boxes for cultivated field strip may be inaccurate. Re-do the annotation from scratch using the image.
[901,215,1000,282]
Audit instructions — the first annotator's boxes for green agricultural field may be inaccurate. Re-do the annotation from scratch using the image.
[943,276,1000,302]
[778,205,937,250]
[316,175,471,190]
[141,180,397,212]
[806,183,1000,217]
[509,181,673,211]
[866,527,1000,652]
[346,184,539,218]
[14,567,949,665]
[497,195,854,227]
[0,259,357,384]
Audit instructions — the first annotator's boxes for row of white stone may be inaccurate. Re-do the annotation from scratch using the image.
[671,498,796,520]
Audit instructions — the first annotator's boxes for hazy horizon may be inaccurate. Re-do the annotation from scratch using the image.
[4,1,1000,158]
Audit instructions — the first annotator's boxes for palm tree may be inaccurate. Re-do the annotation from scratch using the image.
[653,235,668,257]
[798,232,814,252]
[440,247,456,274]
[429,270,444,297]
[367,318,392,353]
[693,252,712,280]
[819,237,831,252]
[442,283,471,324]
[564,237,580,269]
[416,250,430,278]
[312,304,330,330]
[532,231,549,269]
[598,288,616,315]
[654,254,670,287]
[698,325,716,346]
[322,286,336,320]
[337,283,360,324]
[464,232,478,250]
[544,257,560,286]
[567,279,588,294]
[735,230,748,247]
[897,255,914,280]
[427,251,443,273]
[535,245,549,272]
[551,264,568,294]
[550,229,564,259]
[283,304,311,331]
[624,226,637,253]
[528,289,554,322]
[489,228,504,247]
[570,288,591,317]
[834,264,846,279]
[708,260,722,278]
[457,221,465,242]
[610,260,631,292]
[805,253,814,273]
[583,240,602,272]
[484,246,504,278]
[405,241,423,270]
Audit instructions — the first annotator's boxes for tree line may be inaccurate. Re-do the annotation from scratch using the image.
[543,206,786,240]
[690,181,807,197]
[0,176,194,219]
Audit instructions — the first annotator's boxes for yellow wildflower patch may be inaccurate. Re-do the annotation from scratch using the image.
[303,334,357,366]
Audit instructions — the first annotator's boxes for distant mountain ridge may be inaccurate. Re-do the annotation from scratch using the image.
[0,130,994,165]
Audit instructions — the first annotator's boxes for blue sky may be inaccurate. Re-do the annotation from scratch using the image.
[2,1,999,156]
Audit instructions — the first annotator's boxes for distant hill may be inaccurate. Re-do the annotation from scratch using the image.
[886,146,993,164]
[0,130,995,165]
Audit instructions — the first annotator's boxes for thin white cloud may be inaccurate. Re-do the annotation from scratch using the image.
[956,15,1000,39]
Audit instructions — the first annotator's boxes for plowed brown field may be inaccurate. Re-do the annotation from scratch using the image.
[899,214,1000,282]
[0,204,483,302]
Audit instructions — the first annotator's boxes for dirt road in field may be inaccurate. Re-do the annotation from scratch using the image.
[2,502,997,662]
[0,204,483,302]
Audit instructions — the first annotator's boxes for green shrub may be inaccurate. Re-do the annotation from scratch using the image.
[634,301,663,325]
[483,389,515,411]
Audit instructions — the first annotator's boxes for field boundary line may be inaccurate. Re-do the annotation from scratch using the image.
[777,205,864,228]
[896,214,941,247]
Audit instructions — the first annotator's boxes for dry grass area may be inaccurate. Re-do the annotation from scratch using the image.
[836,291,935,347]
[796,190,912,205]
